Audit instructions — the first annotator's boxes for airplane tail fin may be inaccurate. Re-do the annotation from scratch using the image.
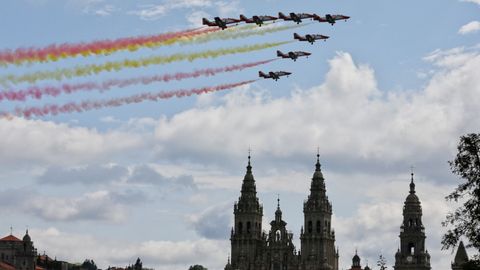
[202,18,210,25]
[276,50,284,57]
[259,71,266,78]
[293,33,301,40]
[278,12,287,19]
[239,14,248,21]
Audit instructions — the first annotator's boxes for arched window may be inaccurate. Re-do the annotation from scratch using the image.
[328,221,330,232]
[276,230,281,241]
[316,220,321,233]
[408,243,415,255]
[247,221,251,233]
[308,221,313,233]
[238,222,243,234]
[409,219,413,227]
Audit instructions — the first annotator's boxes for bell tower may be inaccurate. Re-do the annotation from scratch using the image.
[394,173,431,270]
[300,154,339,270]
[230,154,266,270]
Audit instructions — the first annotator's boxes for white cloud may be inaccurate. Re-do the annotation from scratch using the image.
[29,227,229,270]
[0,117,143,168]
[129,0,212,21]
[459,21,480,34]
[129,0,241,21]
[187,202,231,239]
[334,179,457,270]
[151,48,480,180]
[0,188,135,222]
[461,0,480,5]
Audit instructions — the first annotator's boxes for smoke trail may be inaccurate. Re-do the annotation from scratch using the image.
[0,27,221,66]
[0,59,275,102]
[9,80,256,118]
[178,23,305,45]
[0,41,290,85]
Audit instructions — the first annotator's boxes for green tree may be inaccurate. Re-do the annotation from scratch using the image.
[81,259,98,270]
[377,254,387,270]
[188,265,208,270]
[442,133,480,261]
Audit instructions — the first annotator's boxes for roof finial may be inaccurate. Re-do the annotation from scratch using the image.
[315,148,321,171]
[277,194,280,209]
[10,226,12,236]
[246,148,252,172]
[410,166,416,194]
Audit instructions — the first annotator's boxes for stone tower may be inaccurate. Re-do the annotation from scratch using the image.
[350,250,362,270]
[394,173,431,270]
[451,241,469,270]
[265,197,299,270]
[230,155,266,270]
[300,154,339,270]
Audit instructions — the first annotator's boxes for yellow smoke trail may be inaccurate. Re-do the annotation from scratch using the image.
[174,23,305,45]
[0,41,291,85]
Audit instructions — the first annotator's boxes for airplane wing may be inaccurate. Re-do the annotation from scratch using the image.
[296,13,314,19]
[275,71,291,76]
[257,15,277,21]
[295,51,310,57]
[312,34,329,40]
[313,15,328,22]
[222,18,240,24]
[330,14,349,20]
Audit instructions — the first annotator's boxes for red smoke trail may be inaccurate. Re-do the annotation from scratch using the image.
[0,59,275,102]
[11,80,256,118]
[0,27,219,65]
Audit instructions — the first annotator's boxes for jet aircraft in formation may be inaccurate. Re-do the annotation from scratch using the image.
[203,12,349,29]
[276,50,311,61]
[259,71,292,81]
[313,14,350,25]
[240,14,277,26]
[294,33,329,44]
[278,12,314,24]
[203,11,349,82]
[202,17,241,30]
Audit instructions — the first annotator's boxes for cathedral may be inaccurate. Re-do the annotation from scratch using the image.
[224,154,338,270]
[224,154,441,270]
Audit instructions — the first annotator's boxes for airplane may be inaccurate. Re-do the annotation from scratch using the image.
[313,14,350,25]
[277,50,311,61]
[202,17,241,30]
[294,33,329,44]
[259,71,292,81]
[278,12,314,24]
[240,14,277,26]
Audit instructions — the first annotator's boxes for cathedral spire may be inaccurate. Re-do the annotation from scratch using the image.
[275,195,282,221]
[310,152,326,197]
[410,166,415,194]
[240,153,257,198]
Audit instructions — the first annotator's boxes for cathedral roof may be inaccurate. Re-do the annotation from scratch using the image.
[453,241,469,265]
[240,155,256,196]
[0,234,22,242]
[404,173,421,204]
[310,153,326,196]
[0,262,16,270]
[23,229,31,242]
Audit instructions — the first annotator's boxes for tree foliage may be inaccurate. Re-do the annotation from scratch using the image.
[377,254,387,270]
[81,259,98,270]
[442,133,480,257]
[189,265,208,270]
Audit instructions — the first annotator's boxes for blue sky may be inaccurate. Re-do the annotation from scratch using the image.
[0,0,479,269]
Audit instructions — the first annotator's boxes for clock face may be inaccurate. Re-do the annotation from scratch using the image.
[407,256,413,262]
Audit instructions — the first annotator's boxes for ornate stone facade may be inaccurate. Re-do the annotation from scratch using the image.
[226,155,339,270]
